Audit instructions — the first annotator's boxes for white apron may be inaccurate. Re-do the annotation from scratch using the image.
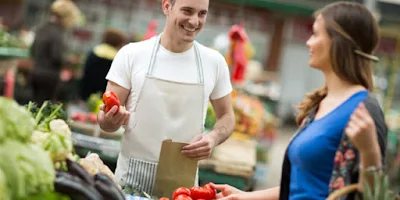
[115,35,204,194]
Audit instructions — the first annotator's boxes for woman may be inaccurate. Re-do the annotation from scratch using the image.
[213,2,387,200]
[30,0,80,105]
[80,28,127,100]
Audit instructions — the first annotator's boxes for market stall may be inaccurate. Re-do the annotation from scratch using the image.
[0,30,29,99]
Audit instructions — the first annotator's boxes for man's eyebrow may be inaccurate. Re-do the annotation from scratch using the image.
[181,6,208,13]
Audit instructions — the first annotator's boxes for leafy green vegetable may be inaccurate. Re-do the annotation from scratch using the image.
[0,97,35,143]
[31,120,73,163]
[205,103,216,129]
[87,92,102,113]
[0,168,10,200]
[122,185,159,200]
[26,101,68,132]
[18,192,70,200]
[0,140,55,199]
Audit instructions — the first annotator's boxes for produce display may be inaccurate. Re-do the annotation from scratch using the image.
[204,103,216,130]
[124,184,217,200]
[79,153,117,185]
[27,101,75,165]
[0,97,125,199]
[70,111,98,124]
[55,159,125,200]
[0,97,59,199]
[231,90,267,137]
[87,93,103,114]
[0,30,27,49]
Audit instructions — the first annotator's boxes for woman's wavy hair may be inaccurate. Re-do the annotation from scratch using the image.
[296,1,380,125]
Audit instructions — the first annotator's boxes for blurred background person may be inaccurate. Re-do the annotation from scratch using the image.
[80,28,128,101]
[30,0,80,105]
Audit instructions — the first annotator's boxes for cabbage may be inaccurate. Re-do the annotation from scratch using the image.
[0,168,10,200]
[0,140,55,199]
[0,97,35,143]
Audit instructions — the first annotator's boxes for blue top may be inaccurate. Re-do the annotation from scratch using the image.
[287,91,368,199]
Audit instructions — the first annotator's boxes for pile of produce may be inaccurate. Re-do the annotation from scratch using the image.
[232,91,266,136]
[55,159,125,200]
[70,111,98,124]
[124,184,217,200]
[0,97,125,199]
[87,92,103,114]
[26,101,76,167]
[204,103,216,130]
[170,184,216,200]
[0,30,27,49]
[0,97,60,199]
[79,153,118,185]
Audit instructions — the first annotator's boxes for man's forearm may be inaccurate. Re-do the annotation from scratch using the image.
[209,112,235,145]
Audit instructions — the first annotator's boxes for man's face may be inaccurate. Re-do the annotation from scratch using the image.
[163,0,209,43]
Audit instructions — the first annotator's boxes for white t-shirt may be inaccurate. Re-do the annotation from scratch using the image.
[106,37,232,128]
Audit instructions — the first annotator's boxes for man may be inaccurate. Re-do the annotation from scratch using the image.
[98,0,235,194]
[30,0,79,105]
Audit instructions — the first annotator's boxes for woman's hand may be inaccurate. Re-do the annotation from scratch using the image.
[345,103,380,156]
[211,183,245,200]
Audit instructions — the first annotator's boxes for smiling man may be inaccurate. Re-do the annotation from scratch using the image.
[97,0,235,194]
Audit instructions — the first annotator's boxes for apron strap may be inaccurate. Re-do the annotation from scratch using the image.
[147,34,204,84]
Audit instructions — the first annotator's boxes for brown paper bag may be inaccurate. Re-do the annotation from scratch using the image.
[153,139,198,198]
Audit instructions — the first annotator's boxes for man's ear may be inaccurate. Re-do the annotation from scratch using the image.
[162,0,171,15]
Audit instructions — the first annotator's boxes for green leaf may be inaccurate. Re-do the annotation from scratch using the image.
[363,180,373,200]
[380,175,389,200]
[373,172,381,200]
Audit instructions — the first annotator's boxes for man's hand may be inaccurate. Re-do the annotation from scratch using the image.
[97,104,130,132]
[211,183,245,200]
[181,134,217,160]
[97,81,130,132]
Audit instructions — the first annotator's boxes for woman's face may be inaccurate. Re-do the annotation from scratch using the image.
[306,14,332,70]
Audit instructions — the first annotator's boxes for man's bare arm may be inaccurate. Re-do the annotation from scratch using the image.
[209,94,235,145]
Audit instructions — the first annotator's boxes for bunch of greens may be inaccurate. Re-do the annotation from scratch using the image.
[26,101,68,132]
[26,101,74,163]
[122,185,159,200]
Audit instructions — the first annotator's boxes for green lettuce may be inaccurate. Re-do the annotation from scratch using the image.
[0,97,35,143]
[0,140,55,199]
[0,168,10,200]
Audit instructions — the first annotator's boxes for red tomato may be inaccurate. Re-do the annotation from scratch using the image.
[190,186,210,200]
[203,183,216,199]
[173,187,191,200]
[174,194,192,200]
[102,91,120,114]
[159,197,170,200]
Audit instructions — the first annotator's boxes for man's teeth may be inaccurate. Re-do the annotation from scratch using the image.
[183,27,195,32]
